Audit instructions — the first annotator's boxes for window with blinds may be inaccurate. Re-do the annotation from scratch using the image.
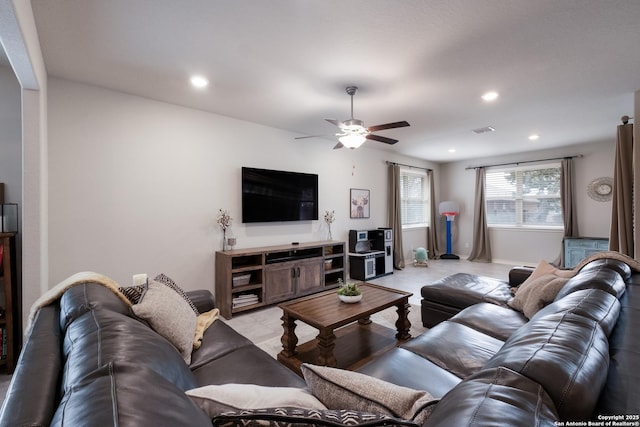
[400,168,429,228]
[485,163,563,228]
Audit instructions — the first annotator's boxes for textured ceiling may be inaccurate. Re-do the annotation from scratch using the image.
[29,0,640,162]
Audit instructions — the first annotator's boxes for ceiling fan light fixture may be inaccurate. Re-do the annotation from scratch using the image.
[339,133,366,148]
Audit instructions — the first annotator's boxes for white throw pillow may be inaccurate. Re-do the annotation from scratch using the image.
[186,384,327,417]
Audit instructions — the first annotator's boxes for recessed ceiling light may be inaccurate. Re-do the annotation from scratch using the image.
[528,134,540,141]
[190,75,209,88]
[448,148,456,153]
[481,91,499,102]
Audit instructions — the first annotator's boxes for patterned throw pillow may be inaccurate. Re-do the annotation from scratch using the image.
[119,284,145,304]
[211,407,419,426]
[154,273,200,315]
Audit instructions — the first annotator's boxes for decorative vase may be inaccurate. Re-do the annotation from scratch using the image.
[339,294,362,303]
[327,225,332,241]
[226,228,237,251]
[222,229,226,251]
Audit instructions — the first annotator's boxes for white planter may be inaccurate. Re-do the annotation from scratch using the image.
[338,294,362,303]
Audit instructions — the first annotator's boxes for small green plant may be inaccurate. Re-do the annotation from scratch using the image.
[337,278,362,296]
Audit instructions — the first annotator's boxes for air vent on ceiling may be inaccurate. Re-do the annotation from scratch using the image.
[472,126,495,134]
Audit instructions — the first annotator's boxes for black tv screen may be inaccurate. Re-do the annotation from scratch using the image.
[242,167,319,223]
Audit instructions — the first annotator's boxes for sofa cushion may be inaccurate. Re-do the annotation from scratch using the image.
[132,278,198,364]
[401,321,504,379]
[425,367,559,427]
[595,277,640,416]
[61,306,199,393]
[449,302,527,341]
[189,320,255,370]
[356,347,462,399]
[532,288,621,336]
[186,384,326,417]
[0,305,62,427]
[421,273,512,309]
[59,283,132,331]
[578,258,632,281]
[484,312,609,421]
[192,344,306,388]
[301,364,437,424]
[555,268,626,301]
[52,362,211,427]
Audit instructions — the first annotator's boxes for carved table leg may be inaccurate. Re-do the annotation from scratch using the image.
[358,316,372,325]
[395,300,412,340]
[316,327,337,367]
[279,312,298,358]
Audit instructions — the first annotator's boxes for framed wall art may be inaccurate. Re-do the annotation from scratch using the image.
[350,188,370,219]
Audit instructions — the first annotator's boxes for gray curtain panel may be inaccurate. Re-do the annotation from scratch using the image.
[426,170,440,260]
[609,123,634,257]
[468,167,492,262]
[556,158,579,266]
[388,164,405,269]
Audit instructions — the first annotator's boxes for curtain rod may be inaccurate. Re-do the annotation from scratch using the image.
[465,154,583,170]
[386,161,432,172]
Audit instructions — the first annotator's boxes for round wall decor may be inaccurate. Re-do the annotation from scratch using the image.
[587,176,613,202]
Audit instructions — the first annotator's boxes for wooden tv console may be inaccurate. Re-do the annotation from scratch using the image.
[215,240,346,319]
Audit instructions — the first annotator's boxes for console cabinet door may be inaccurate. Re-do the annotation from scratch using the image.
[296,257,324,295]
[264,261,296,304]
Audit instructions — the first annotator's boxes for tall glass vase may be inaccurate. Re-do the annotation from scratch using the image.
[222,229,226,251]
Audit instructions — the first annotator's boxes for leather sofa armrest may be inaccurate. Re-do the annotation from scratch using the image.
[187,290,216,313]
[509,267,535,287]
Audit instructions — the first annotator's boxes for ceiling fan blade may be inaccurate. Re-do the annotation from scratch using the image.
[325,118,342,127]
[366,121,410,132]
[294,134,327,140]
[333,142,344,149]
[366,134,398,145]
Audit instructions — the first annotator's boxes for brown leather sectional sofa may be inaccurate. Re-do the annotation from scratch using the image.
[371,257,638,424]
[0,257,637,426]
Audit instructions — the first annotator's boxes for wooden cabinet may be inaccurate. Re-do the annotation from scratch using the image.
[264,257,324,304]
[215,241,346,318]
[0,233,18,373]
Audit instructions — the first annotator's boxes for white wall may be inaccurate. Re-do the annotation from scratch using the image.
[0,66,21,204]
[1,0,49,332]
[440,140,616,265]
[47,78,438,291]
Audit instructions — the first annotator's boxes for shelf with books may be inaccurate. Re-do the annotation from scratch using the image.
[0,233,18,373]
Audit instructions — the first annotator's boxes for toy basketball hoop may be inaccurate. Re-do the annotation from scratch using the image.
[439,201,460,260]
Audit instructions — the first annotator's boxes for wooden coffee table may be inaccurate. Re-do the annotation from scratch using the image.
[277,283,412,375]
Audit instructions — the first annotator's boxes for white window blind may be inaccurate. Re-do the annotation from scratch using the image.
[485,163,563,228]
[400,168,429,228]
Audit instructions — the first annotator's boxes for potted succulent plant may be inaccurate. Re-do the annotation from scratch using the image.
[337,278,362,303]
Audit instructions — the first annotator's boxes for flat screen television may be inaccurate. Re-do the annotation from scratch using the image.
[242,167,319,223]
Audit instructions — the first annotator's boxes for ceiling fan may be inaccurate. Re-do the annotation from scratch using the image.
[296,86,410,149]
